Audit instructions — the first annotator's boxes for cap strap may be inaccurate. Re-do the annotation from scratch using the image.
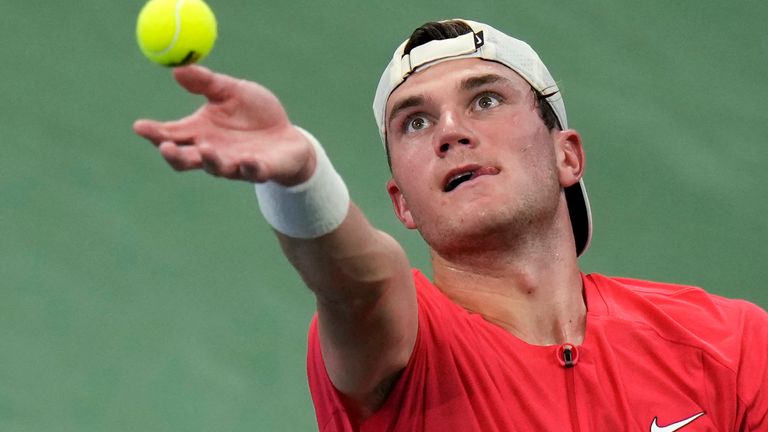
[399,31,483,77]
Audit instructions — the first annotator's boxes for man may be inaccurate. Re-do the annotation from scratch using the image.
[134,19,767,431]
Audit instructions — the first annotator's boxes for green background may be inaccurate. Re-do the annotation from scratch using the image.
[2,1,766,430]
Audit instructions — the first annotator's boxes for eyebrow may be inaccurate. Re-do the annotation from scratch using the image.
[388,95,425,126]
[460,73,512,91]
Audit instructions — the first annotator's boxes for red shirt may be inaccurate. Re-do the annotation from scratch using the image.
[307,270,768,431]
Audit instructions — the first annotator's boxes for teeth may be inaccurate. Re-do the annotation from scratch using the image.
[445,171,474,192]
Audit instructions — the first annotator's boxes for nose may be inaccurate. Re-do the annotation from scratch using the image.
[434,111,475,156]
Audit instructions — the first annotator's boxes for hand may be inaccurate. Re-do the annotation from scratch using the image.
[133,65,315,185]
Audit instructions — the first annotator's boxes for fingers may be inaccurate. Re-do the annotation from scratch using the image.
[156,139,244,179]
[173,65,238,104]
[155,139,245,178]
[135,118,264,181]
[197,144,273,181]
[198,144,240,179]
[238,156,269,183]
[133,118,196,146]
[133,119,163,144]
[147,134,306,183]
[158,141,203,171]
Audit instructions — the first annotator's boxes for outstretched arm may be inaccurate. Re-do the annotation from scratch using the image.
[134,66,417,417]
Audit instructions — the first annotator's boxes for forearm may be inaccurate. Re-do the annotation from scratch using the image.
[277,203,406,302]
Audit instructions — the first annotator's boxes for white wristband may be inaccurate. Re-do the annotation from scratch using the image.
[254,127,350,239]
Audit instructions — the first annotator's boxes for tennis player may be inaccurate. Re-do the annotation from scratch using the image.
[134,19,767,431]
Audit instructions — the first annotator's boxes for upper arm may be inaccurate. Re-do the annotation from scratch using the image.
[277,203,418,417]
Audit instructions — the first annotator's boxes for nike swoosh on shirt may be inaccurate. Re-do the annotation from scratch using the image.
[650,412,705,432]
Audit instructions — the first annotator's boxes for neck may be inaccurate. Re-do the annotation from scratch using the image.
[431,231,586,346]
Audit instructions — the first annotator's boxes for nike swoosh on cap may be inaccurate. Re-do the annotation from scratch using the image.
[650,412,705,432]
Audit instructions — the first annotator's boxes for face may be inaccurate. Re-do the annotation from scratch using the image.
[384,58,583,256]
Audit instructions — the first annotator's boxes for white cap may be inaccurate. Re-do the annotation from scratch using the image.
[372,19,592,256]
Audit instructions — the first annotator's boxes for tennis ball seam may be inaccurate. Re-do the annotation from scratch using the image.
[149,0,185,56]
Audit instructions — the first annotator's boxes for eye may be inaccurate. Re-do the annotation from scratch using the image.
[404,115,432,134]
[473,93,502,110]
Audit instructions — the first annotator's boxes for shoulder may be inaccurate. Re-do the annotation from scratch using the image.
[587,274,768,427]
[586,273,768,364]
[587,273,766,322]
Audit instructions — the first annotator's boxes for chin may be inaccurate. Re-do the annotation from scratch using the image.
[420,209,519,256]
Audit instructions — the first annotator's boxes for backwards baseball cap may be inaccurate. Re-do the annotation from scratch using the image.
[372,19,592,256]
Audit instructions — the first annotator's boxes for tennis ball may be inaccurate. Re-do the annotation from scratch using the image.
[136,0,217,67]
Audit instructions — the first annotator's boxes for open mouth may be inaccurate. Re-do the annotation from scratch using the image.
[443,166,499,192]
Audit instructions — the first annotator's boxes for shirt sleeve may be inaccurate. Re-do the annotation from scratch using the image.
[305,269,454,431]
[736,301,768,431]
[306,314,359,431]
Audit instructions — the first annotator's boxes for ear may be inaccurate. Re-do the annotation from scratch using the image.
[386,178,417,229]
[555,130,585,188]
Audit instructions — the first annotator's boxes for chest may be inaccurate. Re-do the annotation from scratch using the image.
[421,321,734,431]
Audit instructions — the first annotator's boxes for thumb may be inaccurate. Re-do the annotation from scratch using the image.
[173,65,237,104]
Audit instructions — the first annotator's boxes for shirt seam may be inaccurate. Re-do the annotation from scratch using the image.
[602,314,740,377]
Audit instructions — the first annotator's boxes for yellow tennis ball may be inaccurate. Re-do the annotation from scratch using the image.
[136,0,217,67]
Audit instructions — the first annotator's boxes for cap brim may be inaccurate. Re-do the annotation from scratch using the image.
[565,178,592,257]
